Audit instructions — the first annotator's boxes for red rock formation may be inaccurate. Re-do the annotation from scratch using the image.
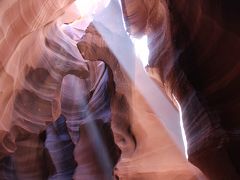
[77,1,206,179]
[0,0,80,156]
[1,0,238,179]
[0,1,117,179]
[121,0,240,179]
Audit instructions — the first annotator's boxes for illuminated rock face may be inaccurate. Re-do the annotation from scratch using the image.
[0,13,88,155]
[0,0,117,179]
[121,0,240,179]
[77,1,206,179]
[0,0,77,153]
[0,0,239,179]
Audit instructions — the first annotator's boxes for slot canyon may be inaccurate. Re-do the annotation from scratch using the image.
[0,0,239,179]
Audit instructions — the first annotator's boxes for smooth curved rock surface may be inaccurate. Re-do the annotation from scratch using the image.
[121,0,240,179]
[77,1,206,179]
[1,1,118,179]
[1,0,238,179]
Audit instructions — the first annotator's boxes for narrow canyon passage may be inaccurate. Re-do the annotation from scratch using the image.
[0,0,239,179]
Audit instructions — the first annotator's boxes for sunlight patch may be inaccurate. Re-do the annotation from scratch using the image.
[131,35,149,67]
[174,96,188,159]
[74,0,110,17]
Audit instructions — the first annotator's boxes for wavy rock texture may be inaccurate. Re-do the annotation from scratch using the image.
[1,0,238,179]
[61,22,119,180]
[0,18,89,156]
[121,0,240,179]
[0,0,118,179]
[0,0,82,155]
[77,1,206,179]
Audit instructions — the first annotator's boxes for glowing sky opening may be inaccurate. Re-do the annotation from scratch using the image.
[74,0,110,18]
[74,0,149,68]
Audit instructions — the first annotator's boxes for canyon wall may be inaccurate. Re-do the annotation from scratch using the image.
[1,0,239,179]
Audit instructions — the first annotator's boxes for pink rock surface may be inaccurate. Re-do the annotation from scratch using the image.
[2,0,238,179]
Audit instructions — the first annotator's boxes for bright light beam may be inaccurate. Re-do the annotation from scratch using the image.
[92,0,186,155]
[174,96,188,159]
[74,0,187,156]
[131,36,149,68]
